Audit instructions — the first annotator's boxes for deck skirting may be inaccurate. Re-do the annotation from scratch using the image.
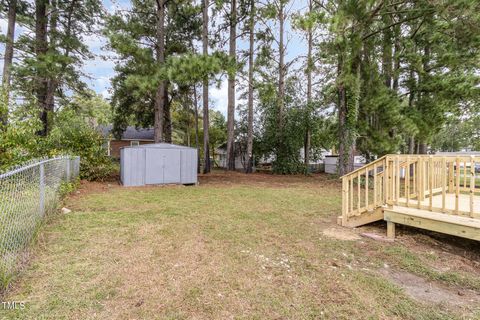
[384,206,480,241]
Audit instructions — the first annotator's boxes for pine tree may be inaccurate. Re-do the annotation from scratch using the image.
[226,0,237,171]
[245,0,255,174]
[202,0,210,173]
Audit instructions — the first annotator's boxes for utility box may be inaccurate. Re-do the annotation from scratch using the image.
[120,143,197,186]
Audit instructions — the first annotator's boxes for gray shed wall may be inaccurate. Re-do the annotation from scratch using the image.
[180,149,197,184]
[121,144,197,186]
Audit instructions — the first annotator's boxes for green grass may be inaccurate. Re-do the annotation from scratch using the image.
[0,173,478,319]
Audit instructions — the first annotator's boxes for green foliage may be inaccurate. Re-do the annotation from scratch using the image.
[45,109,116,181]
[317,0,480,163]
[0,91,115,180]
[59,179,80,198]
[105,0,207,133]
[12,0,104,101]
[254,77,308,174]
[208,110,227,156]
[162,52,235,85]
[68,91,113,127]
[0,96,43,171]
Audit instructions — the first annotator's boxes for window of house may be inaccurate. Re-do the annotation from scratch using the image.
[130,140,140,146]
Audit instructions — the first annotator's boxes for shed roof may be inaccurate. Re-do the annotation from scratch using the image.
[121,143,197,150]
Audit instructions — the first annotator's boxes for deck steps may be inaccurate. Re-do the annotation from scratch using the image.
[384,206,480,241]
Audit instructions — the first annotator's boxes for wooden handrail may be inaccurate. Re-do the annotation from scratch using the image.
[339,155,387,179]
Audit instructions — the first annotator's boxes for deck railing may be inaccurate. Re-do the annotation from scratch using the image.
[340,154,479,227]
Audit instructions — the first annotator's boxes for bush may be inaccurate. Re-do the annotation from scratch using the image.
[0,107,117,181]
[46,109,117,181]
[0,103,44,172]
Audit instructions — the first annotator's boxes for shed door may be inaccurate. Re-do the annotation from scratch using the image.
[145,149,181,184]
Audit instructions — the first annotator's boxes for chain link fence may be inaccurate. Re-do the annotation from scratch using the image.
[0,156,80,287]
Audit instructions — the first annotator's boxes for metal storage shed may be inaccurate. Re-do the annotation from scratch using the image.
[120,143,197,186]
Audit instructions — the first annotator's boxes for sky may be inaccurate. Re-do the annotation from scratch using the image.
[0,0,308,117]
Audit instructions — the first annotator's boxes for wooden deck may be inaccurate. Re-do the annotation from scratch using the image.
[338,154,480,241]
[398,194,480,218]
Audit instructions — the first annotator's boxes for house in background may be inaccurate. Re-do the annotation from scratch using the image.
[99,125,155,158]
[215,142,253,171]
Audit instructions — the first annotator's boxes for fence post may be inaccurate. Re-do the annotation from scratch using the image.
[66,158,71,182]
[39,162,45,217]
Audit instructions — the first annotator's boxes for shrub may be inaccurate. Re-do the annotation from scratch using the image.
[46,109,117,181]
[0,106,117,181]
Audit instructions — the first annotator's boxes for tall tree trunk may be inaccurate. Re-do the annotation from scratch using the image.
[35,0,49,136]
[186,120,190,147]
[304,0,313,168]
[381,13,393,89]
[277,1,285,133]
[275,0,286,167]
[392,22,401,92]
[408,137,415,154]
[418,44,431,155]
[154,0,166,143]
[337,83,351,176]
[44,0,59,127]
[202,0,210,173]
[226,0,236,171]
[193,84,200,174]
[337,52,358,176]
[163,83,172,142]
[1,0,16,127]
[245,0,255,174]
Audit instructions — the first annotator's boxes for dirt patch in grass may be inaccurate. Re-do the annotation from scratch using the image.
[379,268,480,307]
[322,227,362,241]
[1,172,479,319]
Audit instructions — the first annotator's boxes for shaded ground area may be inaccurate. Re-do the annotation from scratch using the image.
[1,171,479,319]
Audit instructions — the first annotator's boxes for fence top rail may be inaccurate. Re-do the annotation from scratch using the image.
[0,156,79,180]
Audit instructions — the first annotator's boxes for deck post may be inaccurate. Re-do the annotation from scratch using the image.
[406,155,410,207]
[357,171,361,212]
[365,168,369,210]
[442,157,446,213]
[395,156,400,205]
[341,177,348,226]
[418,157,425,202]
[429,156,433,211]
[455,157,460,214]
[373,162,377,208]
[470,156,475,218]
[387,221,395,239]
[383,156,392,205]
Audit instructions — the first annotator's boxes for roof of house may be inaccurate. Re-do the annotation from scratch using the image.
[99,125,155,141]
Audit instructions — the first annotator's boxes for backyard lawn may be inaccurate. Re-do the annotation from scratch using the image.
[1,171,480,319]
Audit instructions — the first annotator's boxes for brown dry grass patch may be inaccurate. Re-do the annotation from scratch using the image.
[1,171,479,319]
